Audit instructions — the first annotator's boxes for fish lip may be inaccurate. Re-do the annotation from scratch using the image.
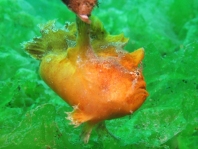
[138,80,146,89]
[139,85,146,89]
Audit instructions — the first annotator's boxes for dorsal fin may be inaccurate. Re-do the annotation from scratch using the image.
[119,48,144,70]
[130,48,144,67]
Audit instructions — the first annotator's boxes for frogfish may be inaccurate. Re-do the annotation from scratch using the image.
[24,16,148,143]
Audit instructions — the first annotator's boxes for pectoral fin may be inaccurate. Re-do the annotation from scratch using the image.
[66,107,91,127]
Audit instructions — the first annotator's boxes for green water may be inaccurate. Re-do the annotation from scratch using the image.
[0,0,198,148]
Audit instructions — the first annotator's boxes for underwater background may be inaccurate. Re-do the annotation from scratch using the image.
[0,0,198,148]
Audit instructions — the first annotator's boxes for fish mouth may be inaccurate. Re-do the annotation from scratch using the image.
[139,84,149,96]
[138,80,146,89]
[139,85,146,89]
[137,81,148,96]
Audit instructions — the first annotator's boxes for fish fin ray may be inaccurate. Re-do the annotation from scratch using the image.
[66,109,91,127]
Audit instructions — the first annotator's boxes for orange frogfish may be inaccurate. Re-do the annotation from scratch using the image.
[24,16,148,143]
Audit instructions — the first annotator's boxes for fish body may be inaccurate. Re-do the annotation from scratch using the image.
[25,17,148,143]
[40,47,147,125]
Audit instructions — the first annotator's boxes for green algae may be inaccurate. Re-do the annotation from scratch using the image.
[0,0,198,148]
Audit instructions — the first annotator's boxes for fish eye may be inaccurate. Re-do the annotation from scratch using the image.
[135,71,140,76]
